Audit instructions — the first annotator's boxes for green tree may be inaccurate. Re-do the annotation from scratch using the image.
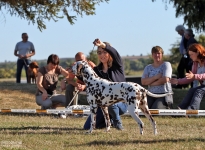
[152,0,205,31]
[87,49,99,65]
[0,0,109,31]
[123,59,131,75]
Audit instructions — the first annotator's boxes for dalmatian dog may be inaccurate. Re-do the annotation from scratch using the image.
[72,61,172,135]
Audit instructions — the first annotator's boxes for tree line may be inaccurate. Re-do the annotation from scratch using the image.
[0,34,204,78]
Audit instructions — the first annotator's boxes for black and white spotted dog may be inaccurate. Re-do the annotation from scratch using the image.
[72,61,172,135]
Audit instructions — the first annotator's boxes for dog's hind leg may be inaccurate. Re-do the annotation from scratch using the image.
[101,106,111,132]
[139,102,157,135]
[127,104,144,135]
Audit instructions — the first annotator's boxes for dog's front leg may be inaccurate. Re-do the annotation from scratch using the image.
[101,106,111,132]
[87,106,97,134]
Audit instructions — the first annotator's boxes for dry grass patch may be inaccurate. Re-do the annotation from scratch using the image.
[0,79,205,149]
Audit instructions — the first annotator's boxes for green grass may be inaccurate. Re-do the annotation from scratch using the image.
[0,79,205,150]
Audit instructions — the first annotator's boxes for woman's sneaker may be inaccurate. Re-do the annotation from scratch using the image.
[59,113,67,119]
[113,120,124,130]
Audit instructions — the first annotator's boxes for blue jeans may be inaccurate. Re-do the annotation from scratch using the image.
[178,85,205,110]
[83,102,128,130]
[16,59,31,83]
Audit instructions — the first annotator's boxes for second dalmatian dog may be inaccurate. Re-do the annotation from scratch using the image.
[72,61,172,135]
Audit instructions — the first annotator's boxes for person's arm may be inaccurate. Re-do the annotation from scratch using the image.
[150,62,172,86]
[25,43,35,58]
[150,77,169,86]
[141,73,162,85]
[141,65,162,85]
[61,67,69,78]
[25,50,35,58]
[93,39,122,67]
[14,43,24,59]
[36,72,48,100]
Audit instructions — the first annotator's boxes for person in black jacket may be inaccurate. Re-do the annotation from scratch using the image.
[175,25,188,89]
[83,39,128,130]
[184,29,198,88]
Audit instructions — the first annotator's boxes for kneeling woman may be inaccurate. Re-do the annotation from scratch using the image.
[36,54,69,109]
[171,44,205,110]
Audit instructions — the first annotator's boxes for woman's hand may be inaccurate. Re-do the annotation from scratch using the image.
[93,38,106,48]
[76,83,86,91]
[185,71,194,79]
[154,73,162,80]
[170,78,178,84]
[42,92,48,100]
[60,79,66,91]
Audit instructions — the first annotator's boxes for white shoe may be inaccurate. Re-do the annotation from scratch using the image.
[59,114,67,119]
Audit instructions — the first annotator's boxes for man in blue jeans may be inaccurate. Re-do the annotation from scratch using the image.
[14,33,35,83]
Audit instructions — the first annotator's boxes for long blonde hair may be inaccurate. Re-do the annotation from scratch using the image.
[98,42,113,68]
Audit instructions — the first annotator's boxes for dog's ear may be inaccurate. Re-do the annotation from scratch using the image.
[34,64,39,68]
[77,64,83,74]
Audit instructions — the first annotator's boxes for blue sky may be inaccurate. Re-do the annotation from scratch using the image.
[0,0,204,63]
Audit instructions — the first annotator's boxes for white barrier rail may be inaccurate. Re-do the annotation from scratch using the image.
[1,105,205,116]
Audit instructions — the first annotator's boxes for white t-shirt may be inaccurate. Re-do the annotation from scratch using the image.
[142,62,172,93]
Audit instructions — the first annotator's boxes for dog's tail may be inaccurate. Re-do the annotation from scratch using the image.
[146,90,173,98]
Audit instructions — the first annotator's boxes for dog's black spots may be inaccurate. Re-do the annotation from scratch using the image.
[102,86,105,93]
[96,83,99,88]
[140,88,146,92]
[114,95,119,100]
[110,95,113,100]
[101,96,105,100]
[108,83,113,86]
[127,87,133,92]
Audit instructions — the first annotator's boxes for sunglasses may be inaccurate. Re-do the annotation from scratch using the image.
[97,51,108,55]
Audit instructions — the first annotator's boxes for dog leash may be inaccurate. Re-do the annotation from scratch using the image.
[23,59,29,67]
[67,90,80,107]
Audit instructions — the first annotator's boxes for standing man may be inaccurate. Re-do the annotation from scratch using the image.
[175,25,188,89]
[14,33,35,83]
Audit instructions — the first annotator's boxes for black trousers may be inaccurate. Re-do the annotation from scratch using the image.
[177,56,192,88]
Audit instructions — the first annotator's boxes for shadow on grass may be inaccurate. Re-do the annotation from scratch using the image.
[64,138,205,147]
[0,126,84,135]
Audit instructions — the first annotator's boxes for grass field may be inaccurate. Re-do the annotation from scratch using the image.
[0,79,205,150]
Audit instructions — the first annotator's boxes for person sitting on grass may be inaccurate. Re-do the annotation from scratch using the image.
[36,54,69,110]
[171,44,205,110]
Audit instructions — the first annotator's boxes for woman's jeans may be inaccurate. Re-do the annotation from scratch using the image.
[16,59,31,83]
[83,102,128,130]
[36,94,66,109]
[179,84,205,110]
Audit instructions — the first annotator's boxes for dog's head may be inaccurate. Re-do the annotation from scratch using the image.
[29,61,39,69]
[72,61,88,76]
